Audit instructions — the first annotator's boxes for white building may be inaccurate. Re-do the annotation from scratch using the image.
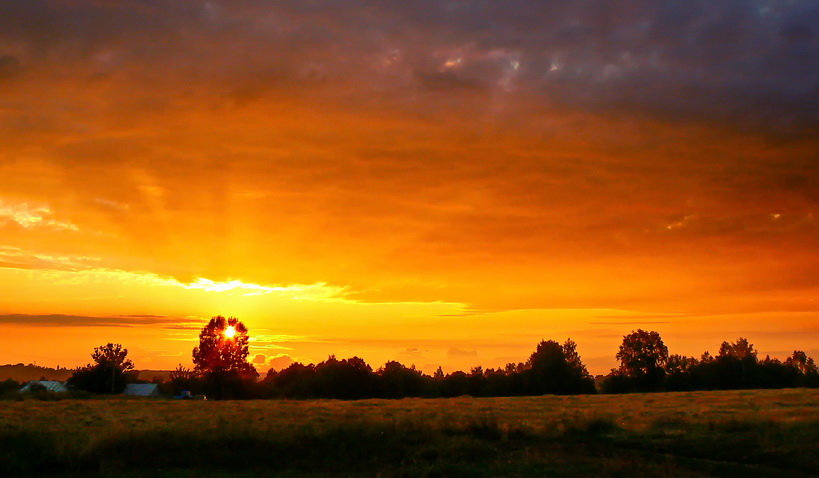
[19,380,69,393]
[123,383,161,397]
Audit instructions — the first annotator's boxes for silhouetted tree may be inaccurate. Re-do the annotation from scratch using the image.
[615,330,668,391]
[433,366,445,381]
[179,333,819,398]
[170,364,195,381]
[522,339,595,394]
[562,340,587,374]
[600,369,633,394]
[162,364,200,396]
[314,356,376,399]
[561,339,596,393]
[784,351,819,387]
[481,367,513,396]
[441,370,470,397]
[378,361,427,398]
[266,362,316,398]
[608,339,819,393]
[786,351,817,375]
[713,337,758,388]
[665,354,699,391]
[192,316,258,399]
[261,340,602,399]
[92,343,134,371]
[0,378,20,395]
[68,343,136,394]
[718,338,757,361]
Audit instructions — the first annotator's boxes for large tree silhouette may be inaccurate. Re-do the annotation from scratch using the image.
[193,316,257,399]
[523,339,595,394]
[615,329,668,390]
[68,343,136,394]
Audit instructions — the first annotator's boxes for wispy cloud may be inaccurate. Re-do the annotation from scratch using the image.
[181,278,346,299]
[0,246,97,271]
[0,246,348,301]
[0,201,77,231]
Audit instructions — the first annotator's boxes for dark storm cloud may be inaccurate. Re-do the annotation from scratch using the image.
[0,0,816,133]
[0,55,22,80]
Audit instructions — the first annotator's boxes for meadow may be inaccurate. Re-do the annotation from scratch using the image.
[1,389,818,477]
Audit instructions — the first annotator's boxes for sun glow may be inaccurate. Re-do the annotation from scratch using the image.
[224,326,236,339]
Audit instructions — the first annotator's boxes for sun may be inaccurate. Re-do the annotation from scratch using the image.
[224,325,237,339]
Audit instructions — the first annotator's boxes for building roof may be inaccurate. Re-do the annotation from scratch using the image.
[123,383,160,397]
[19,380,69,393]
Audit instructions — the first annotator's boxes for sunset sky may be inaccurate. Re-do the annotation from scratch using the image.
[0,1,817,375]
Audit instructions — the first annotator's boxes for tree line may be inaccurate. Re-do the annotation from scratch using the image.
[602,331,819,393]
[251,331,818,398]
[259,338,596,399]
[14,316,818,400]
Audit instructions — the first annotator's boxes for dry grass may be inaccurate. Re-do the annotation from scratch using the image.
[3,388,816,435]
[1,389,817,476]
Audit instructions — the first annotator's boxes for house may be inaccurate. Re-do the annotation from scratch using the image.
[19,380,69,393]
[123,383,161,397]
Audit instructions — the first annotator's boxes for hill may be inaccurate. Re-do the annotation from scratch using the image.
[0,364,175,384]
[0,364,73,382]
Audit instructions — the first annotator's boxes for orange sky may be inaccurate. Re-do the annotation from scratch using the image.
[0,1,817,375]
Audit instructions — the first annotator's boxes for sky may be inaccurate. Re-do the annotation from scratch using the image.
[0,0,817,375]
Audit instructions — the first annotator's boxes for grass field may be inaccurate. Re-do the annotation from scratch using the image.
[1,389,818,477]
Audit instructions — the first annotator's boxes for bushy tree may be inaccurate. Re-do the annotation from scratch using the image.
[605,338,819,393]
[264,362,316,398]
[441,370,470,397]
[665,354,699,391]
[713,337,758,388]
[614,330,668,391]
[68,343,136,394]
[523,339,595,394]
[0,378,20,395]
[313,356,376,399]
[92,343,135,371]
[377,361,427,398]
[786,351,819,387]
[193,316,258,399]
[561,339,596,392]
[718,338,757,362]
[785,351,817,375]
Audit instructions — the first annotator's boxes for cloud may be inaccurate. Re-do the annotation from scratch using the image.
[0,201,78,231]
[0,55,22,80]
[181,278,346,299]
[447,347,478,358]
[0,249,349,302]
[397,347,428,362]
[0,313,196,328]
[0,1,814,133]
[266,354,294,371]
[0,246,96,272]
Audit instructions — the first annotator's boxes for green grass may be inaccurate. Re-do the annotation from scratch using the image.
[1,389,817,476]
